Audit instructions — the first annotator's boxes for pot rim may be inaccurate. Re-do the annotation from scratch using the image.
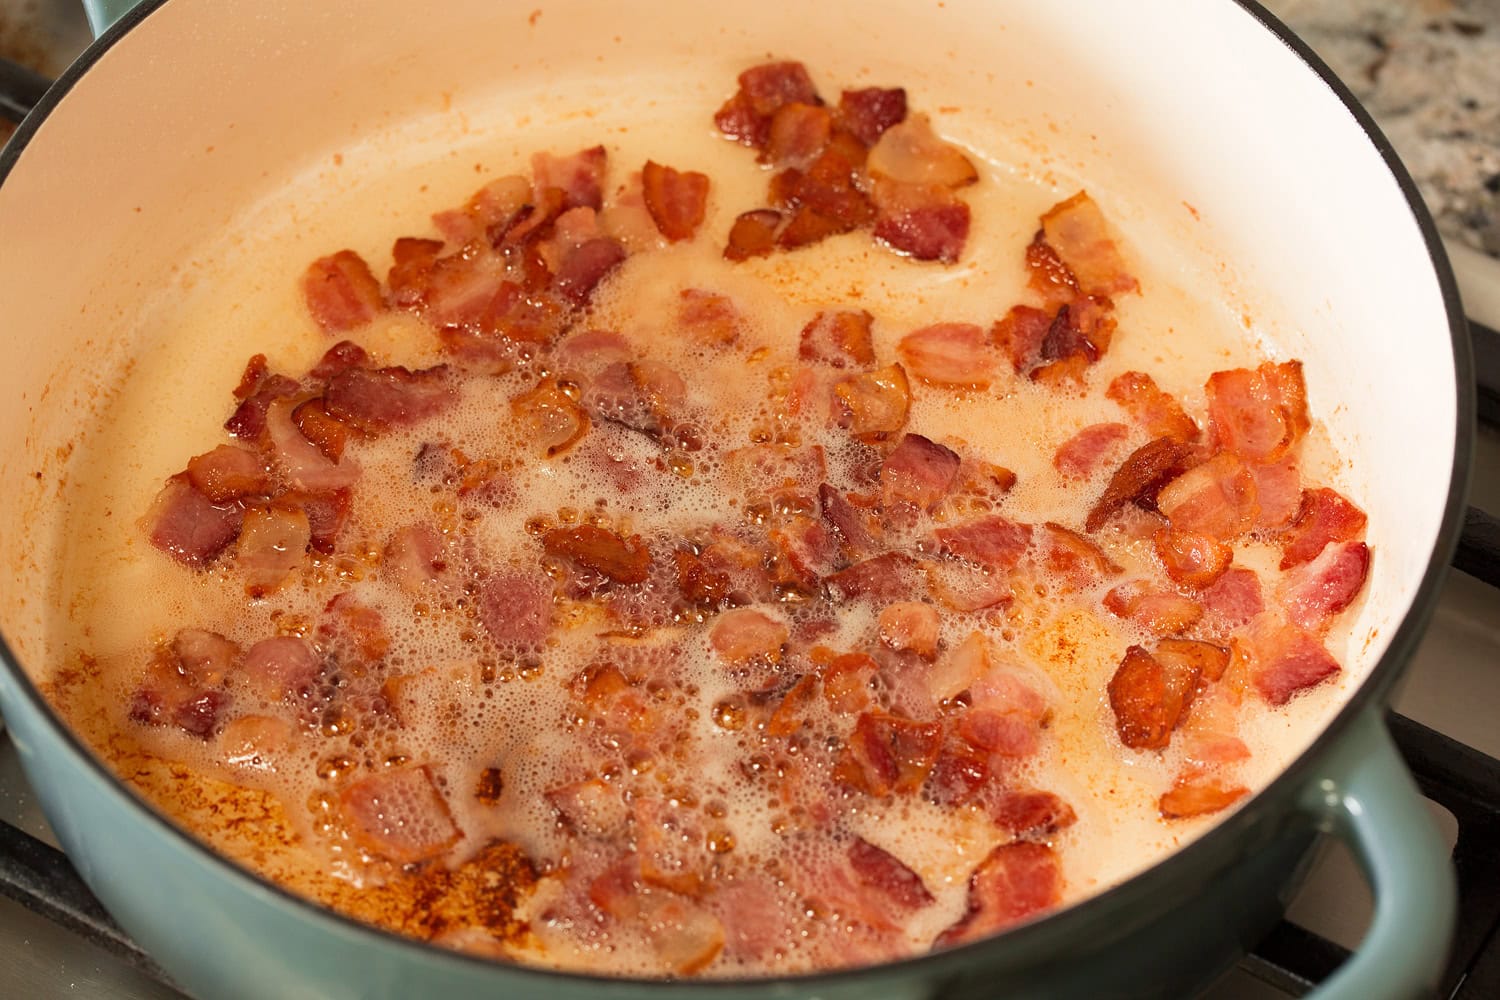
[0,0,1477,989]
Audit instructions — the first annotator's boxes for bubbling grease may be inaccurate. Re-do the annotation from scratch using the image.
[42,83,1363,979]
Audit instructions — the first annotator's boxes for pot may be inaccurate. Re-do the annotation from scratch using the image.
[0,1,1472,997]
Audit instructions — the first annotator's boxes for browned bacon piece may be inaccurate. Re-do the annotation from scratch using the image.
[673,548,733,608]
[1084,437,1193,532]
[1038,299,1115,367]
[880,433,962,512]
[848,837,934,911]
[1154,638,1232,687]
[383,524,449,597]
[677,289,743,348]
[838,87,908,146]
[642,160,710,242]
[185,444,268,503]
[1153,525,1233,588]
[265,398,359,493]
[819,484,881,560]
[532,145,608,211]
[715,61,820,149]
[1279,541,1370,631]
[291,398,354,463]
[1024,230,1080,307]
[935,842,1062,948]
[289,488,351,554]
[172,629,241,686]
[583,360,686,441]
[799,309,876,368]
[430,174,531,247]
[309,340,371,381]
[709,608,789,666]
[1159,778,1249,819]
[1108,644,1200,750]
[822,651,878,715]
[1106,371,1200,442]
[1053,422,1130,479]
[242,635,320,702]
[1199,567,1264,630]
[871,184,971,263]
[225,362,299,443]
[324,365,455,432]
[145,474,244,568]
[764,102,833,166]
[320,592,390,661]
[989,789,1078,839]
[302,250,383,333]
[477,570,553,651]
[542,525,651,584]
[933,515,1033,573]
[1156,452,1260,540]
[774,133,876,248]
[551,328,633,377]
[1103,581,1204,635]
[724,209,782,261]
[824,552,920,604]
[833,363,911,442]
[878,601,941,660]
[991,304,1054,373]
[569,664,655,734]
[1038,191,1139,299]
[1250,624,1341,705]
[836,711,943,796]
[1279,487,1368,569]
[956,707,1040,758]
[338,766,461,865]
[1206,360,1310,464]
[926,741,990,806]
[550,235,627,306]
[897,322,995,388]
[511,378,590,458]
[236,504,311,597]
[1038,522,1123,589]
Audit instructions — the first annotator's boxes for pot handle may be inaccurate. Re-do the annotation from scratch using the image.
[1299,709,1456,999]
[81,0,145,38]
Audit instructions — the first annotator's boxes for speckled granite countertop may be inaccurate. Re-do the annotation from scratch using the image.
[1263,0,1500,261]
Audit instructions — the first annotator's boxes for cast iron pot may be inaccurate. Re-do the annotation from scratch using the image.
[0,1,1473,997]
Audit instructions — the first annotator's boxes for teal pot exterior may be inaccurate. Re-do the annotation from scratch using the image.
[0,0,1472,997]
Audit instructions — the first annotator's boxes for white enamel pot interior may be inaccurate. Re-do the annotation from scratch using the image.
[0,1,1472,998]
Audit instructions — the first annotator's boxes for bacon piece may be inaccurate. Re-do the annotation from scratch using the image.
[832,364,911,442]
[1024,230,1079,307]
[867,115,978,188]
[185,444,268,503]
[320,592,390,661]
[235,505,310,596]
[384,524,448,596]
[724,444,826,495]
[477,570,553,651]
[511,378,589,458]
[838,87,908,147]
[1206,361,1310,464]
[1085,437,1193,532]
[1153,638,1231,687]
[1054,423,1130,479]
[551,236,627,306]
[708,608,789,666]
[935,842,1062,948]
[569,664,655,734]
[324,365,455,432]
[1157,452,1260,540]
[926,741,990,806]
[989,789,1077,839]
[1250,624,1341,705]
[1279,487,1368,569]
[715,61,820,149]
[1038,522,1123,589]
[673,549,732,608]
[1108,644,1199,750]
[880,433,961,511]
[992,305,1053,373]
[1159,779,1249,819]
[225,366,300,443]
[848,837,933,910]
[385,237,446,307]
[1250,457,1303,531]
[291,398,354,462]
[1103,581,1204,635]
[1037,300,1115,366]
[836,711,943,796]
[677,289,743,348]
[1279,541,1370,630]
[546,779,627,837]
[302,250,383,332]
[430,174,531,247]
[763,674,820,737]
[1199,567,1264,630]
[242,634,320,703]
[764,102,833,166]
[338,766,461,865]
[822,651,878,714]
[551,328,632,377]
[926,630,994,703]
[1038,191,1138,299]
[531,146,608,211]
[1154,525,1232,588]
[265,397,360,492]
[824,552,919,604]
[172,629,241,686]
[641,160,710,241]
[542,525,651,584]
[583,361,685,441]
[772,132,876,248]
[724,209,782,261]
[145,474,243,568]
[819,484,881,558]
[896,323,995,388]
[933,515,1032,572]
[768,515,836,595]
[633,797,708,896]
[287,489,350,554]
[799,309,875,368]
[878,602,940,660]
[872,187,970,263]
[1106,371,1199,442]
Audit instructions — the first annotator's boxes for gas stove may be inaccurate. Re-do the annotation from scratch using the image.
[2,3,1499,998]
